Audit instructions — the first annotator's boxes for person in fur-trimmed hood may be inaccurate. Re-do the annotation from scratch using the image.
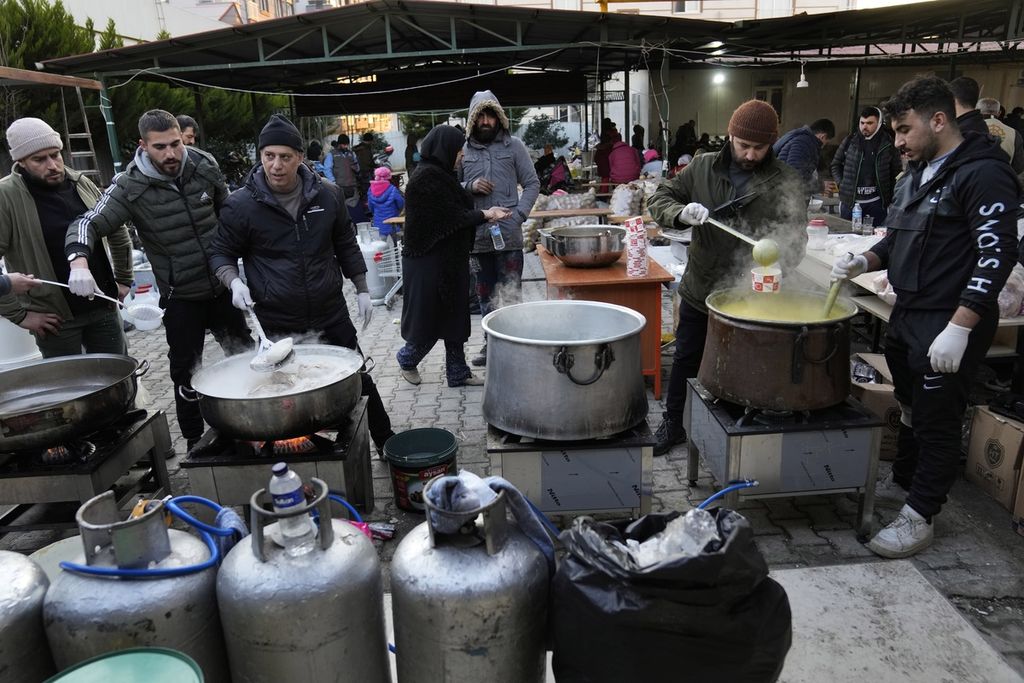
[397,125,510,388]
[459,90,540,367]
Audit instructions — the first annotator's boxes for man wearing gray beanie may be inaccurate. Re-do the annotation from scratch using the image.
[0,116,132,357]
[209,113,395,454]
[65,109,251,454]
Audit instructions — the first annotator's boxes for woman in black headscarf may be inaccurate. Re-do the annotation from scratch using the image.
[396,125,509,387]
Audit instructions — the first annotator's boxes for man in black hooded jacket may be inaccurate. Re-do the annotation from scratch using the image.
[209,114,394,453]
[831,76,1018,559]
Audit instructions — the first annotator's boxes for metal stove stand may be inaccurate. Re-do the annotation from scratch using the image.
[0,410,173,532]
[684,379,882,538]
[181,397,373,512]
[486,421,654,520]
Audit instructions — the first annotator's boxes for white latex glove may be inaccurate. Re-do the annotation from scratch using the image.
[358,292,372,330]
[229,278,253,310]
[678,202,710,226]
[927,322,971,374]
[68,267,98,298]
[830,253,869,280]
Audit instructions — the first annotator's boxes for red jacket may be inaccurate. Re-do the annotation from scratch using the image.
[608,141,641,184]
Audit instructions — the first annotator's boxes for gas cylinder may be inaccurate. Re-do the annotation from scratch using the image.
[42,492,229,681]
[390,484,549,682]
[0,551,55,682]
[216,478,391,683]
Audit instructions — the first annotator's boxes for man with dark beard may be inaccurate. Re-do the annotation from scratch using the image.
[459,90,540,367]
[0,117,132,356]
[65,109,251,453]
[831,76,1018,558]
[646,100,807,456]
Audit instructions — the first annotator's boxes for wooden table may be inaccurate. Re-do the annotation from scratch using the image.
[537,245,673,399]
[384,207,615,226]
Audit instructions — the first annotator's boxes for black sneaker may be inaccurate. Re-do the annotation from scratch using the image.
[375,431,396,457]
[653,413,686,456]
[471,345,487,367]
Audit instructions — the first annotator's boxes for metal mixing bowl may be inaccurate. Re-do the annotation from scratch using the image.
[541,225,626,268]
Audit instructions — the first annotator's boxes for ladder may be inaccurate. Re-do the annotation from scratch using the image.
[59,86,103,184]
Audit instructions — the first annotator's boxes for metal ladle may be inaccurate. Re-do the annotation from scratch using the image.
[705,217,780,267]
[245,304,295,373]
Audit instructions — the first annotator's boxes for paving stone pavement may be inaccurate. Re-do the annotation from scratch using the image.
[3,252,1023,675]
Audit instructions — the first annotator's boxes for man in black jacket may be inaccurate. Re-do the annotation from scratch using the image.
[66,109,250,452]
[949,76,991,138]
[831,76,1018,558]
[210,114,394,453]
[829,106,902,224]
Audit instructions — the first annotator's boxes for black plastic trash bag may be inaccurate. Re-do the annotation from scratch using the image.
[551,509,792,683]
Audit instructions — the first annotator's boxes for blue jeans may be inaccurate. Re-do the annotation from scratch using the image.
[35,305,127,358]
[397,340,472,386]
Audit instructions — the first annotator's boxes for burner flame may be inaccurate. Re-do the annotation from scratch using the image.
[42,445,70,465]
[271,436,316,455]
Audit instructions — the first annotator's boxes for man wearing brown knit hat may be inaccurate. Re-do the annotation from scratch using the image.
[647,100,807,455]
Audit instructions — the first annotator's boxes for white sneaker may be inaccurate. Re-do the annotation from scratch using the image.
[867,504,933,559]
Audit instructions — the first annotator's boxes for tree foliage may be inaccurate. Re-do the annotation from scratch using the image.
[522,114,569,150]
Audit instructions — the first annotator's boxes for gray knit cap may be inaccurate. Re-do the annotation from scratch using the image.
[6,117,62,161]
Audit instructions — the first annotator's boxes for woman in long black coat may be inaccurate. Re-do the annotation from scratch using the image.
[396,125,509,387]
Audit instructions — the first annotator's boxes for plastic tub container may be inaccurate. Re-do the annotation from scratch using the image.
[45,648,202,683]
[383,428,458,512]
[806,219,828,251]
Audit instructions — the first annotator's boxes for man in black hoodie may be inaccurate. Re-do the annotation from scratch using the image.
[949,76,991,138]
[831,76,1018,559]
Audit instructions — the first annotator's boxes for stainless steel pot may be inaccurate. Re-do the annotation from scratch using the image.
[0,355,149,452]
[189,345,364,440]
[482,301,647,440]
[699,288,858,411]
[541,225,626,268]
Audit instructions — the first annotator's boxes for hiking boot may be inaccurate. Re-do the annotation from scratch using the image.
[400,368,422,386]
[471,345,487,367]
[653,412,686,456]
[867,504,933,559]
[451,373,484,387]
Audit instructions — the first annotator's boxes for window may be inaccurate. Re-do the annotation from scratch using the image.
[672,1,700,13]
[259,0,269,12]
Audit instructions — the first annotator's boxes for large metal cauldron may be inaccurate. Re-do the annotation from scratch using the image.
[482,300,647,440]
[0,354,148,452]
[189,344,364,440]
[699,288,858,411]
[217,479,391,682]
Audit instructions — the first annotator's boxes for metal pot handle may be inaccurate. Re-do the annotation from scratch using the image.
[791,323,842,383]
[359,356,376,374]
[133,359,151,378]
[553,344,615,386]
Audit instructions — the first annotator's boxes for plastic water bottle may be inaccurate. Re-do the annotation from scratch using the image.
[851,203,863,235]
[489,224,505,251]
[268,462,315,557]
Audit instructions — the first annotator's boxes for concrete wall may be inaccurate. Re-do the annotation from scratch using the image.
[61,0,228,42]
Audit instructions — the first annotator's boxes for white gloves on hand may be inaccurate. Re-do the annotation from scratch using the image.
[830,253,869,280]
[678,202,710,226]
[358,292,372,330]
[928,322,971,374]
[230,278,253,310]
[68,267,98,298]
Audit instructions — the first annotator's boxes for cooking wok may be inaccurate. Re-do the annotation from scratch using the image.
[0,354,149,452]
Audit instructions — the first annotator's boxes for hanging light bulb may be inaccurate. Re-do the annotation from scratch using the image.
[797,62,809,89]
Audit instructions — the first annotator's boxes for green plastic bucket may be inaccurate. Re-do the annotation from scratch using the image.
[45,648,203,682]
[383,428,458,512]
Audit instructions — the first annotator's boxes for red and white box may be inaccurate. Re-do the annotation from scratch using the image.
[623,216,648,278]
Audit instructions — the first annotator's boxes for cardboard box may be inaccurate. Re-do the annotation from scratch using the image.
[849,353,902,461]
[966,406,1024,511]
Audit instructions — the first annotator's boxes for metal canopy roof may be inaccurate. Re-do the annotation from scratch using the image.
[39,0,1021,95]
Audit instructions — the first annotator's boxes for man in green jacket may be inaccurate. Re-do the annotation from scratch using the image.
[0,117,132,357]
[65,109,250,452]
[648,100,807,455]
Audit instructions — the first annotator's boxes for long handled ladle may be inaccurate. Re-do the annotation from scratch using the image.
[245,304,295,373]
[705,217,780,268]
[34,278,125,307]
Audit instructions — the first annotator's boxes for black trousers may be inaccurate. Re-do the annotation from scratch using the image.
[264,316,393,449]
[163,292,252,441]
[884,306,997,519]
[665,298,709,418]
